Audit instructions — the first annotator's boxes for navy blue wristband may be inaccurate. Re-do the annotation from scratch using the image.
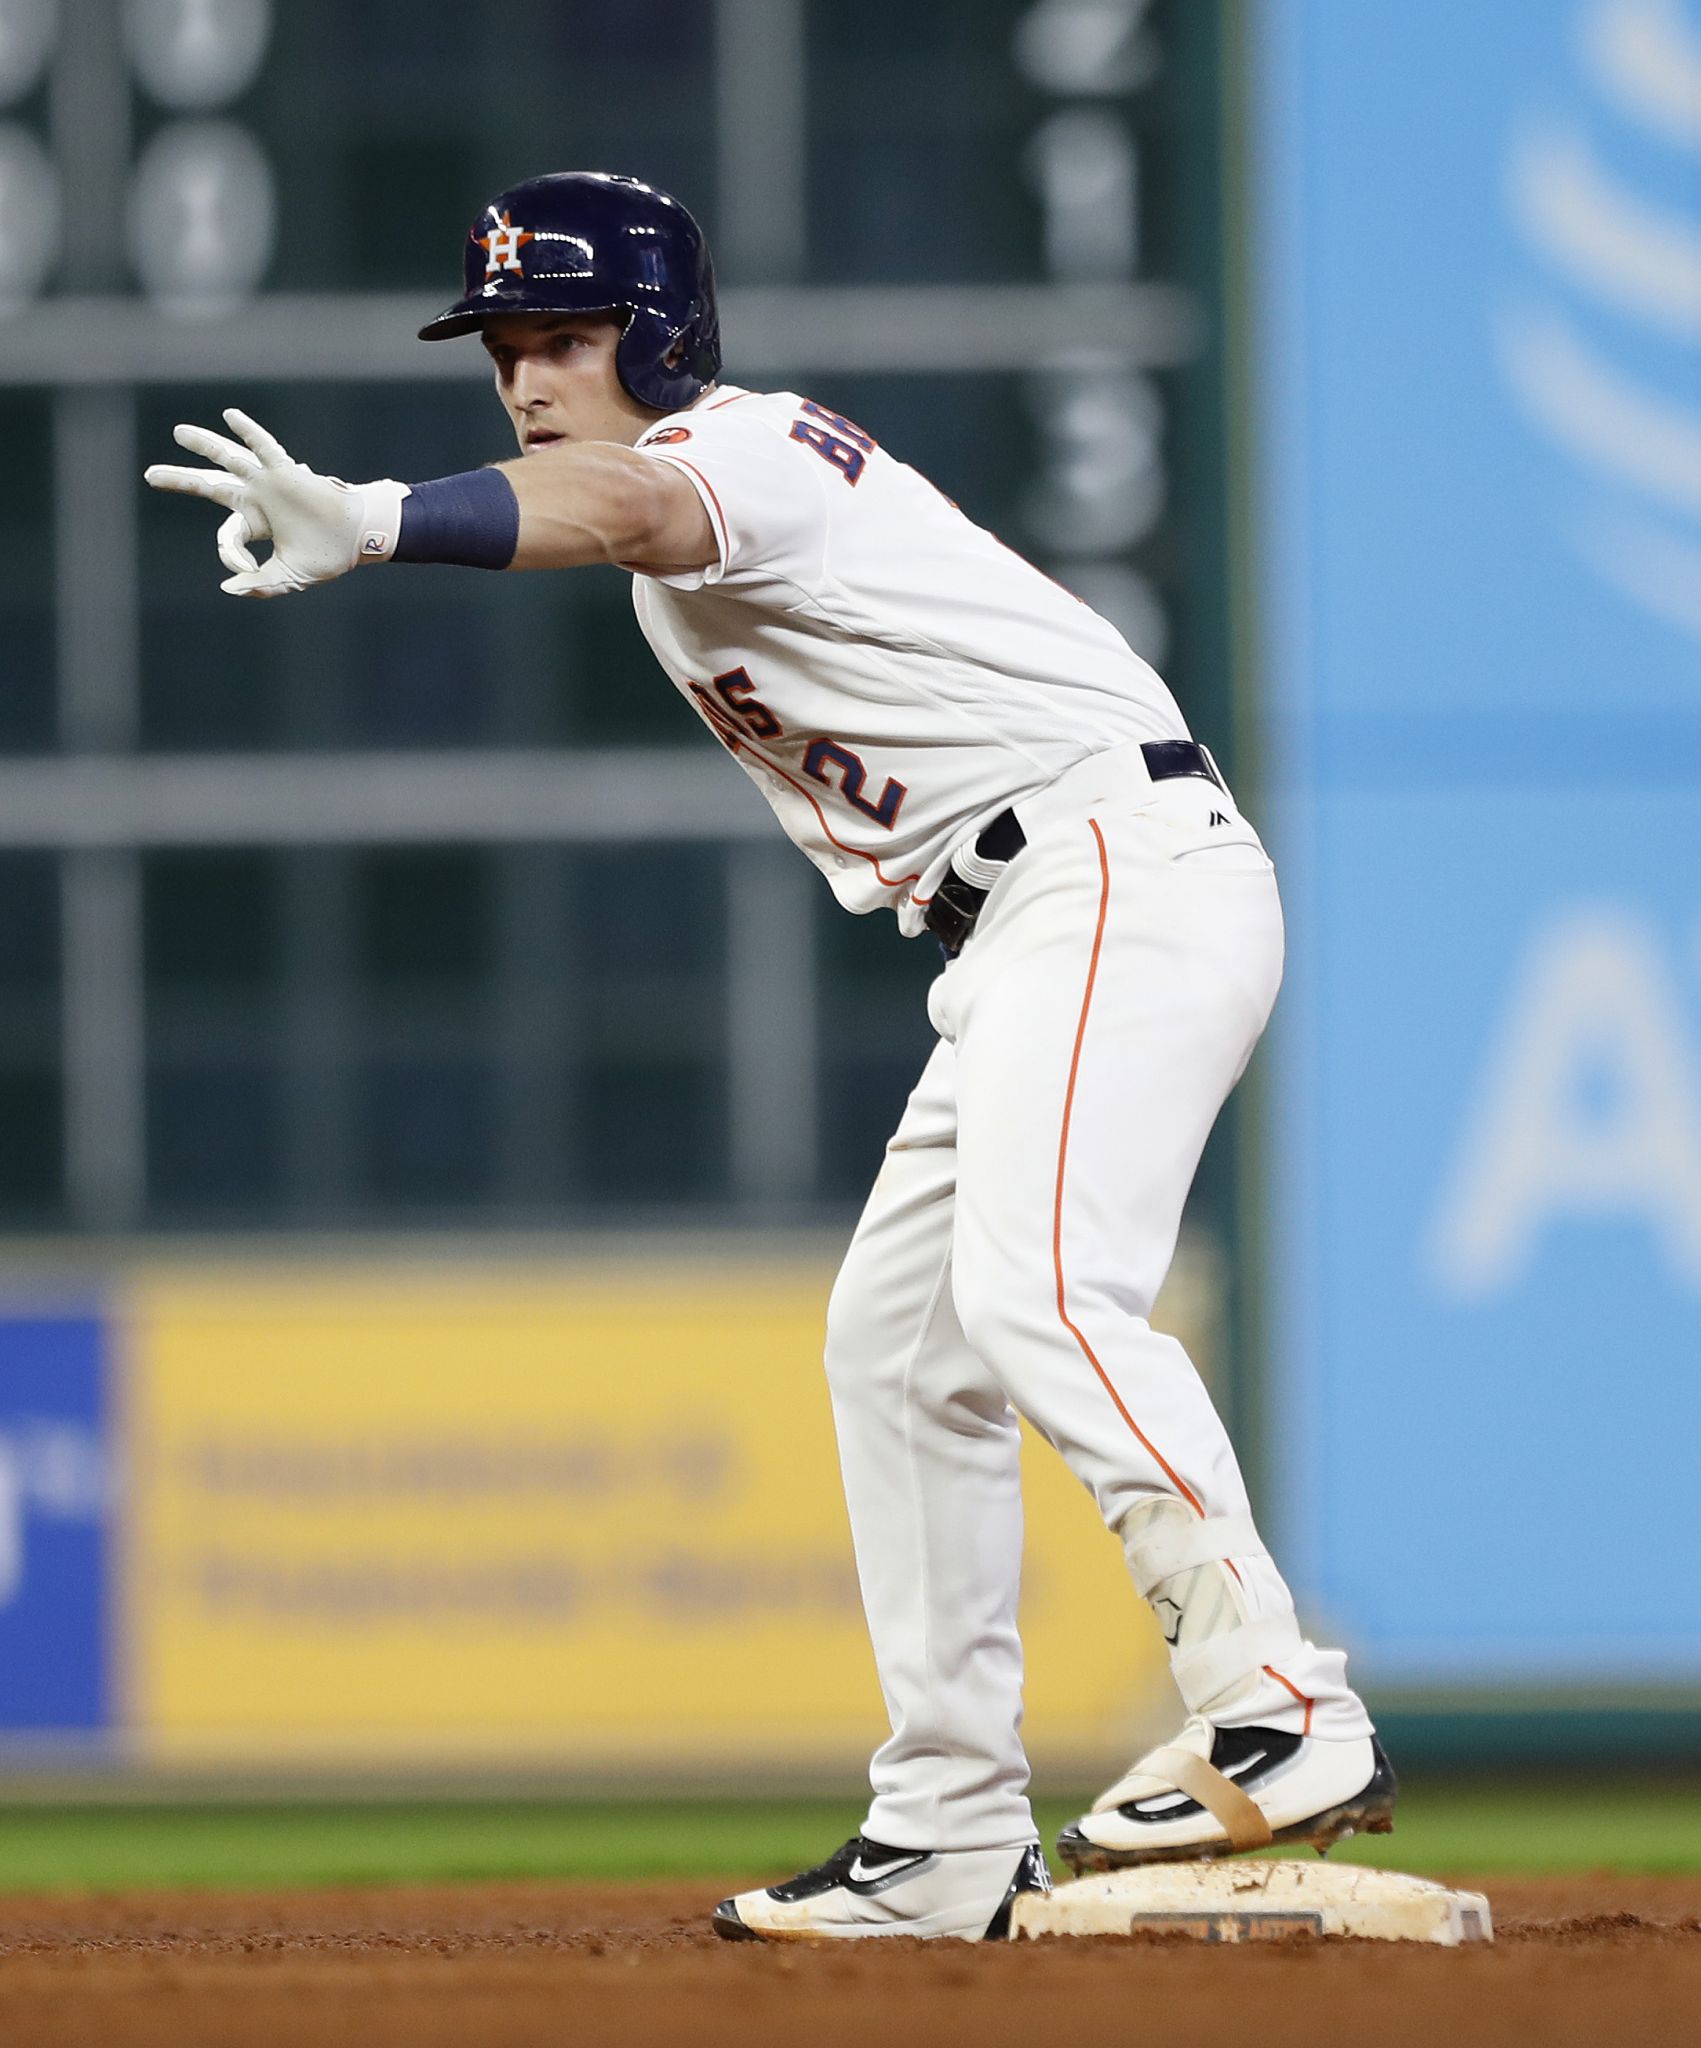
[393,468,521,570]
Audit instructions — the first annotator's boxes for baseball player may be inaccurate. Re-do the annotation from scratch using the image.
[145,173,1394,1943]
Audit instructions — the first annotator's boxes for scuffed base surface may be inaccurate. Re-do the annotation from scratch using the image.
[0,1873,1696,2047]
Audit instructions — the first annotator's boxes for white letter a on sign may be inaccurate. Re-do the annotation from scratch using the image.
[1429,906,1701,1296]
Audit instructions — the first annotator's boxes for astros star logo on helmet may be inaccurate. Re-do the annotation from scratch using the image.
[477,210,534,276]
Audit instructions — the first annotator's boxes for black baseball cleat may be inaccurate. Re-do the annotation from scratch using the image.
[1056,1720,1397,1871]
[712,1835,1051,1942]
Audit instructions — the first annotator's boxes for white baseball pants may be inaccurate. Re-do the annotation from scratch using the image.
[824,747,1372,1853]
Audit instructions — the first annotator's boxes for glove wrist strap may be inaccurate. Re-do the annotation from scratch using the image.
[354,479,411,563]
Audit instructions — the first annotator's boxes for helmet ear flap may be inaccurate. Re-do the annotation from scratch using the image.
[614,308,720,413]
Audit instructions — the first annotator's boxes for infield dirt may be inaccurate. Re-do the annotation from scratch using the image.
[0,1872,1695,2047]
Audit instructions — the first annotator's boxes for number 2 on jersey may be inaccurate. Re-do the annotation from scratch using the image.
[685,659,906,835]
[804,739,907,830]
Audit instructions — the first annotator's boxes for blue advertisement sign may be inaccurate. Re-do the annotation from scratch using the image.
[0,1314,111,1731]
[1257,0,1701,1684]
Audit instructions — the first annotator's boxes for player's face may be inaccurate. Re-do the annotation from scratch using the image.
[480,312,657,452]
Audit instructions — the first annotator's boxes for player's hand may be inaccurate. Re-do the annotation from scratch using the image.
[143,409,401,598]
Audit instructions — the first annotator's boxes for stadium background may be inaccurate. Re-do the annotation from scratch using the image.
[0,0,1697,1894]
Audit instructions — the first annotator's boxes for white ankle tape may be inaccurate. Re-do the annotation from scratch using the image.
[1127,1746,1275,1850]
[1122,1510,1265,1600]
[1171,1616,1307,1718]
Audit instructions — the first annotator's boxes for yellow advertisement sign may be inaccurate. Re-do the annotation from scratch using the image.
[122,1263,1172,1770]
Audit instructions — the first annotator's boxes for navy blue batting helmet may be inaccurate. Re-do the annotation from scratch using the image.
[418,172,721,412]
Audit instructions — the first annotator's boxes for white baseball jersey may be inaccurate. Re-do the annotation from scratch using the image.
[629,386,1191,935]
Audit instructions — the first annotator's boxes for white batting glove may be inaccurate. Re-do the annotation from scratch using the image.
[143,408,408,598]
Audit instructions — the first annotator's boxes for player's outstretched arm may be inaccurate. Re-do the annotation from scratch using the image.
[144,409,716,597]
[495,441,716,575]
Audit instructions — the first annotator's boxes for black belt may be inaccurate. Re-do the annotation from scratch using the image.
[923,740,1224,957]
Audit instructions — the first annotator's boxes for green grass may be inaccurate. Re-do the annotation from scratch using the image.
[0,1784,1695,1897]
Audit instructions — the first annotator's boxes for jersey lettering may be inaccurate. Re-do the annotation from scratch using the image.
[790,421,868,486]
[688,682,744,750]
[790,400,876,489]
[799,400,875,451]
[689,669,785,751]
[803,738,907,830]
[712,666,782,738]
